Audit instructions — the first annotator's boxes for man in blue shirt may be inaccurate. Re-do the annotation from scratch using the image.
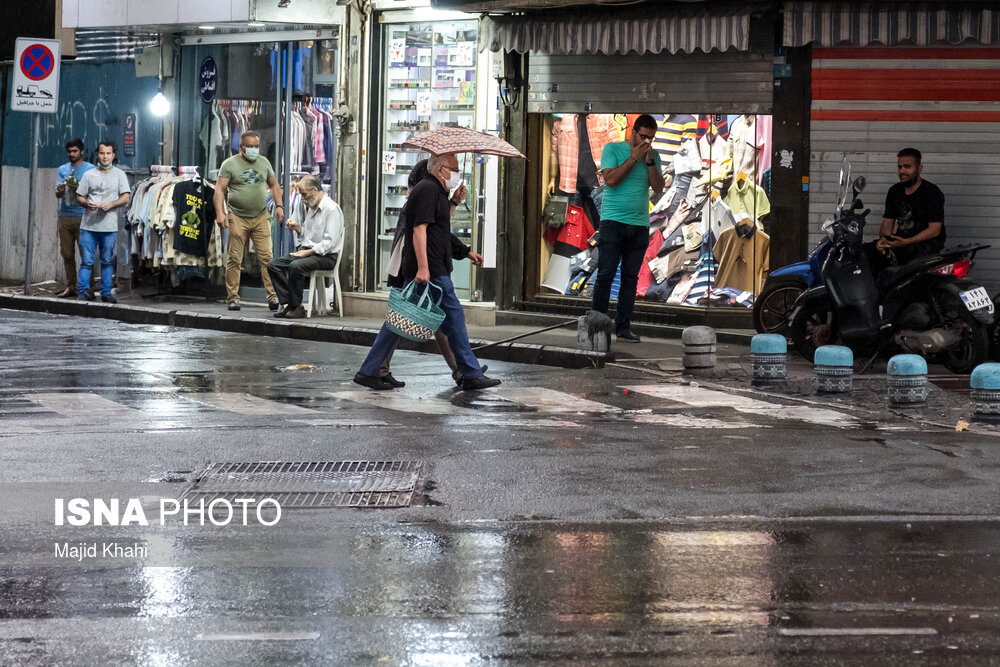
[54,138,95,298]
[592,114,665,343]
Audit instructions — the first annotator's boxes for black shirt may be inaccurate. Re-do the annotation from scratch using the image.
[883,179,946,250]
[401,174,455,280]
[576,113,599,190]
[172,181,214,258]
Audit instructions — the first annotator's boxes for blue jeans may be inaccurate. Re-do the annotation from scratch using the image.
[591,219,648,333]
[78,230,115,297]
[361,275,484,380]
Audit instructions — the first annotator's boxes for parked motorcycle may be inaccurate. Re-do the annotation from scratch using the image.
[752,234,831,337]
[789,161,994,374]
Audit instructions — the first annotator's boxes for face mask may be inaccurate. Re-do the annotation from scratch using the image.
[243,147,260,161]
[99,161,113,171]
[444,169,462,191]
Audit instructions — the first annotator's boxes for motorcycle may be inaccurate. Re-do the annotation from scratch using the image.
[788,160,994,374]
[752,233,831,338]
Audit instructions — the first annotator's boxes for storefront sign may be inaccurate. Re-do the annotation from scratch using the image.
[416,92,432,117]
[123,113,136,157]
[382,152,397,175]
[12,38,61,113]
[200,57,218,104]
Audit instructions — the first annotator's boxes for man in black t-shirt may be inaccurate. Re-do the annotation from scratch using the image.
[876,147,945,266]
[355,153,500,392]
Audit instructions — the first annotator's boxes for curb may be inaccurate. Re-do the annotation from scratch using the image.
[0,295,613,370]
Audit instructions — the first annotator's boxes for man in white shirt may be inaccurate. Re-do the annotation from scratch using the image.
[267,175,344,318]
[75,141,130,304]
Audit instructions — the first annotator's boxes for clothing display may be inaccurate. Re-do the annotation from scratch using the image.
[713,225,770,294]
[539,112,773,310]
[550,113,621,193]
[126,166,223,274]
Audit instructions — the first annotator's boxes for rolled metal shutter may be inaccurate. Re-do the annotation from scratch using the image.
[527,50,773,115]
[808,47,1000,291]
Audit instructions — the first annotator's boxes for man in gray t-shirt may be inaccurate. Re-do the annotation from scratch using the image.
[75,141,130,303]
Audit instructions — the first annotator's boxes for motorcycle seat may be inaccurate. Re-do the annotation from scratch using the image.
[876,255,943,292]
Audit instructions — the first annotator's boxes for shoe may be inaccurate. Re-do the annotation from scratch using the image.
[268,299,280,311]
[56,287,76,299]
[353,372,394,390]
[101,294,117,304]
[85,290,96,302]
[454,364,489,388]
[617,328,641,343]
[462,375,501,391]
[381,373,406,388]
[76,293,87,302]
[274,305,289,318]
[228,300,241,311]
[284,305,306,319]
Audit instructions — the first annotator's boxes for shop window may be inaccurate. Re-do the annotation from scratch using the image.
[539,113,773,310]
[375,20,480,299]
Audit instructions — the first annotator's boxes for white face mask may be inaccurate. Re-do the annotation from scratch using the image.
[243,147,260,161]
[444,169,462,191]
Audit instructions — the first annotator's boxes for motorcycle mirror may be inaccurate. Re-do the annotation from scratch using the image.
[853,176,866,192]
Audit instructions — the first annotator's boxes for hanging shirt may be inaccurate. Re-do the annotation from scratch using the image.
[172,180,215,258]
[58,161,96,217]
[713,226,770,294]
[551,114,621,194]
[729,115,767,182]
[723,176,771,226]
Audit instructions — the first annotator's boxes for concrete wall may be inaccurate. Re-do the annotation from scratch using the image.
[0,167,63,286]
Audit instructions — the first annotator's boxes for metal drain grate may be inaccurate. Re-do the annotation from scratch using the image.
[180,461,423,508]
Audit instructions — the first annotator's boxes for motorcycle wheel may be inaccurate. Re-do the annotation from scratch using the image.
[789,297,839,362]
[938,293,989,374]
[752,276,808,337]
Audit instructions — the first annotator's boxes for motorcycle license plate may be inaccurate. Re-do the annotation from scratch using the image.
[960,286,992,312]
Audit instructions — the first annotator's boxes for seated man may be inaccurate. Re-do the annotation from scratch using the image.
[267,176,344,318]
[874,147,945,268]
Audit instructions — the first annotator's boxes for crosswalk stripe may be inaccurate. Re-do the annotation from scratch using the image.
[185,393,318,415]
[624,384,858,428]
[628,414,767,429]
[327,391,472,415]
[29,392,136,417]
[484,387,620,414]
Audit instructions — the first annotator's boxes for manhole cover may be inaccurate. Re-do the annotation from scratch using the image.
[180,461,423,508]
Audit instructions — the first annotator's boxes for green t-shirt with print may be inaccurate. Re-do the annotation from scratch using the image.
[219,154,274,218]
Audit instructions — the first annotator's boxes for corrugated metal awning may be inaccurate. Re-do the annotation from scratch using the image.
[784,2,1000,48]
[74,29,160,62]
[479,6,753,55]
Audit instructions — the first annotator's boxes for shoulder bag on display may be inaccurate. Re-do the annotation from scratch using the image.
[386,281,447,341]
[542,195,570,228]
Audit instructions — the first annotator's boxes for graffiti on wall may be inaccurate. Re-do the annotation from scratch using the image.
[40,86,115,152]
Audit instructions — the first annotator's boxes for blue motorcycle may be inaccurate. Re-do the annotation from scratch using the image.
[752,234,831,337]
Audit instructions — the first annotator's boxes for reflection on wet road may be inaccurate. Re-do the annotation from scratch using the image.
[2,521,999,664]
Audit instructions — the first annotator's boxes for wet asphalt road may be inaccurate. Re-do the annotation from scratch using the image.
[2,309,1000,665]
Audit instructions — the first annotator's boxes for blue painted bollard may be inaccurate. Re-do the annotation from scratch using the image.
[887,354,928,406]
[814,345,853,393]
[970,363,1000,415]
[751,334,787,384]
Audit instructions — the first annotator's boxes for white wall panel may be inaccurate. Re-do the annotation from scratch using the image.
[0,168,63,284]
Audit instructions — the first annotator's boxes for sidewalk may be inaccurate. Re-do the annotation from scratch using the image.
[0,281,756,369]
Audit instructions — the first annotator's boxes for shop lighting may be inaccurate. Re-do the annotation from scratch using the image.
[198,25,216,30]
[150,90,170,117]
[248,22,266,27]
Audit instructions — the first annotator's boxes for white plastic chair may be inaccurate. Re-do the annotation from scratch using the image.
[305,253,342,318]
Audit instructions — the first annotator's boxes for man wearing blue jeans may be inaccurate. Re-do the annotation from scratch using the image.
[75,141,130,303]
[355,153,500,391]
[592,114,665,343]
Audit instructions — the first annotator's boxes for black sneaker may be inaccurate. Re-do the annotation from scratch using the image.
[228,300,241,311]
[353,372,394,391]
[101,294,117,304]
[462,375,501,391]
[268,299,280,311]
[284,305,306,319]
[454,365,489,387]
[274,305,289,318]
[381,373,406,388]
[617,328,641,343]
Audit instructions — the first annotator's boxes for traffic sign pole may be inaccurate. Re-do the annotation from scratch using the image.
[24,113,40,296]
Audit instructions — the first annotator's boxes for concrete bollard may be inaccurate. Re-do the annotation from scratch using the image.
[682,326,717,374]
[887,354,928,406]
[750,334,787,384]
[577,311,612,353]
[814,345,854,393]
[970,363,1000,416]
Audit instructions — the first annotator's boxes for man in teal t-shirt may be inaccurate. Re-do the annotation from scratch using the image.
[592,114,665,343]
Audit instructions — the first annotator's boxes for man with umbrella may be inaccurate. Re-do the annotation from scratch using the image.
[354,152,500,391]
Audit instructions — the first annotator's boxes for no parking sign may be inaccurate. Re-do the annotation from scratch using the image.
[12,37,61,113]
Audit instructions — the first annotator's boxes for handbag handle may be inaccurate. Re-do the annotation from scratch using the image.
[401,280,443,310]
